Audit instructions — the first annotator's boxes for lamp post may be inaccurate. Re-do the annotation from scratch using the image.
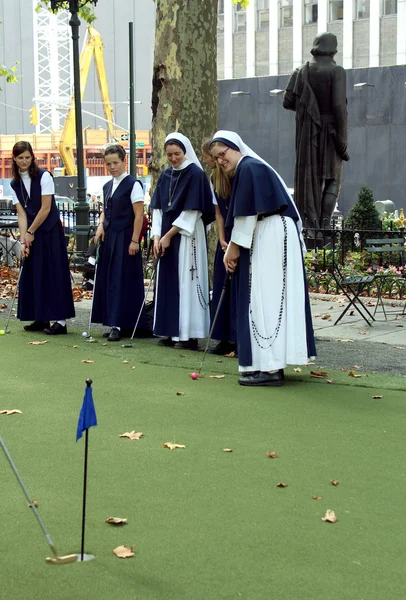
[50,0,98,253]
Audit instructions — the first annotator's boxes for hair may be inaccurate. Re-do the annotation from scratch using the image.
[104,144,126,161]
[201,138,213,155]
[12,141,39,182]
[201,138,231,199]
[164,139,186,154]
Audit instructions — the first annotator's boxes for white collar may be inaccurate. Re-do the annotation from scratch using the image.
[173,158,192,171]
[113,171,128,183]
[20,170,30,178]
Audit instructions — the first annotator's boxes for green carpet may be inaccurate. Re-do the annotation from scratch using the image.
[1,329,405,600]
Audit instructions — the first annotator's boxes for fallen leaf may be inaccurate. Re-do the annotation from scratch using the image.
[359,331,368,335]
[321,314,331,320]
[119,431,143,440]
[113,545,135,559]
[393,346,406,350]
[328,306,333,310]
[322,509,338,523]
[365,301,375,306]
[131,366,136,370]
[101,343,108,346]
[105,517,128,526]
[176,391,185,396]
[28,340,49,345]
[312,496,322,500]
[209,375,225,379]
[179,353,186,357]
[294,367,302,373]
[122,360,129,364]
[331,480,339,486]
[276,482,288,488]
[372,395,383,399]
[327,379,334,384]
[352,365,362,369]
[216,360,223,363]
[349,310,354,316]
[81,359,94,364]
[348,370,362,378]
[0,409,22,415]
[338,339,353,343]
[223,448,233,452]
[28,500,38,508]
[307,361,316,365]
[310,370,328,378]
[341,367,348,372]
[312,313,321,318]
[163,442,185,450]
[0,303,7,309]
[267,452,279,458]
[72,345,79,349]
[224,351,236,358]
[396,324,404,328]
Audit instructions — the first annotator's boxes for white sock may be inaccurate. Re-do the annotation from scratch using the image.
[110,326,120,331]
[57,320,66,327]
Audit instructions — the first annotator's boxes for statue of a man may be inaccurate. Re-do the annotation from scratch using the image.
[283,32,349,231]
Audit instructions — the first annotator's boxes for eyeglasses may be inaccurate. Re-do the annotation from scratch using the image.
[213,147,230,162]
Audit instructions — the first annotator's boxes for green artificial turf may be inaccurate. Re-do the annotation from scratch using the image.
[1,328,406,600]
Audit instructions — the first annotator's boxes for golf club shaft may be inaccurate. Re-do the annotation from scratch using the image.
[130,259,158,340]
[4,264,23,331]
[198,273,231,374]
[88,242,101,335]
[0,435,58,556]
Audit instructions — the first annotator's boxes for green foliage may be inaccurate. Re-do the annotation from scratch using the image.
[232,0,250,7]
[35,1,97,24]
[344,186,381,231]
[380,211,400,232]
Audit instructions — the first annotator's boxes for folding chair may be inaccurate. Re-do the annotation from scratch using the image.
[331,263,376,326]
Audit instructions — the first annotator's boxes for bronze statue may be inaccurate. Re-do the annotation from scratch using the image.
[283,32,349,232]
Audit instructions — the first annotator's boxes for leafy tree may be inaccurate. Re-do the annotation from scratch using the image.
[35,1,96,24]
[0,21,18,91]
[344,186,381,231]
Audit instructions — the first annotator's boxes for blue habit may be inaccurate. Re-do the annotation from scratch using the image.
[225,157,316,366]
[92,175,146,329]
[211,190,237,343]
[150,163,215,337]
[10,169,75,322]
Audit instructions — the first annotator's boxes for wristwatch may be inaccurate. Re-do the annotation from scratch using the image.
[27,231,35,237]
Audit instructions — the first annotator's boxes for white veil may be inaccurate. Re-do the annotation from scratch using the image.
[165,132,203,171]
[212,130,305,251]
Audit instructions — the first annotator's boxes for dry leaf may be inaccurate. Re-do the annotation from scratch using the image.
[224,351,236,358]
[372,395,383,399]
[294,367,302,373]
[338,339,353,343]
[393,346,406,350]
[163,442,185,450]
[359,331,368,335]
[396,324,404,328]
[0,303,7,309]
[223,448,233,452]
[113,545,135,559]
[28,500,38,508]
[101,343,108,346]
[176,391,185,396]
[122,360,129,364]
[327,379,334,384]
[267,452,279,458]
[310,370,328,378]
[216,360,223,363]
[322,509,338,523]
[312,496,322,500]
[209,375,225,379]
[72,345,79,349]
[81,359,94,364]
[119,431,143,440]
[312,313,320,317]
[348,370,362,378]
[131,366,136,370]
[321,314,331,320]
[331,479,339,486]
[179,353,186,357]
[341,367,348,372]
[353,365,362,369]
[0,409,22,415]
[105,517,128,526]
[328,306,333,310]
[276,482,288,488]
[28,340,49,345]
[349,310,354,316]
[366,301,375,306]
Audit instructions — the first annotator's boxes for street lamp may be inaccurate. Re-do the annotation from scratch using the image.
[51,0,98,253]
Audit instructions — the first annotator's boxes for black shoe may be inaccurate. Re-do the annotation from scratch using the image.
[107,327,120,342]
[173,339,199,351]
[208,340,233,355]
[240,369,284,379]
[81,281,94,291]
[238,371,284,387]
[43,322,67,335]
[75,262,95,276]
[158,337,175,347]
[24,321,50,332]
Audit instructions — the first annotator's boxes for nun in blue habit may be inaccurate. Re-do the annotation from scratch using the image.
[92,144,146,342]
[10,141,75,334]
[210,131,316,387]
[150,132,215,350]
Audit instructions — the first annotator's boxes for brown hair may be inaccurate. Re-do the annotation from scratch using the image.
[12,141,39,182]
[104,144,126,161]
[201,138,231,199]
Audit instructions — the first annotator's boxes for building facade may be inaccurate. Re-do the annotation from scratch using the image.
[217,0,406,79]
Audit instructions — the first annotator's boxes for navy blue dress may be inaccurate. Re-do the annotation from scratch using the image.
[211,191,237,343]
[10,169,75,322]
[92,175,146,329]
[150,163,215,338]
[225,157,316,366]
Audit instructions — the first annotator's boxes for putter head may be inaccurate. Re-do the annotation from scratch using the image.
[5,329,11,334]
[45,553,78,565]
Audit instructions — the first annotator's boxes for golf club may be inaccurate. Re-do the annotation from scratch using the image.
[3,264,23,334]
[198,273,231,375]
[83,241,100,341]
[130,258,159,340]
[0,435,78,565]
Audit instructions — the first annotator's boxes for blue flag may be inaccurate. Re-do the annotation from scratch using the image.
[76,385,97,441]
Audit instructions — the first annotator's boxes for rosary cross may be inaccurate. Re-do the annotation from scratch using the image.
[189,265,197,280]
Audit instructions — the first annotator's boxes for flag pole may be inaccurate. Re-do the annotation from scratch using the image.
[80,426,89,561]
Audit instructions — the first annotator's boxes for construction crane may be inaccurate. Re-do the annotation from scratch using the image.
[60,26,116,175]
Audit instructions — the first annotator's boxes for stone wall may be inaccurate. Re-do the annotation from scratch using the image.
[353,19,370,68]
[380,16,397,66]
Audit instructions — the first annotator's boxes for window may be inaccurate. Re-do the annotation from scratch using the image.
[305,0,318,24]
[280,0,293,27]
[217,0,224,31]
[234,2,246,32]
[257,0,270,29]
[382,0,397,15]
[329,0,343,21]
[218,0,224,14]
[356,0,370,18]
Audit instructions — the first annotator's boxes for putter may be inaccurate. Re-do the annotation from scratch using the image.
[3,264,23,334]
[198,273,231,375]
[130,258,159,340]
[0,435,78,565]
[85,241,100,341]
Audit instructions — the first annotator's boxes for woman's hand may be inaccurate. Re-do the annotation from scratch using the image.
[94,224,105,244]
[153,236,161,259]
[219,238,228,252]
[24,231,34,250]
[21,243,30,259]
[159,234,171,256]
[128,241,140,256]
[224,241,240,273]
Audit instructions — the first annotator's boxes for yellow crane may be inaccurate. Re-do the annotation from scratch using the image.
[60,26,115,175]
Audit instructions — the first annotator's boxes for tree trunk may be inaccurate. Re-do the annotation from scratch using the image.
[151,0,218,278]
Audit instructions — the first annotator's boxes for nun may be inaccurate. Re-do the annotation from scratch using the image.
[150,132,215,350]
[210,131,316,386]
[92,144,145,342]
[10,141,75,334]
[201,138,237,356]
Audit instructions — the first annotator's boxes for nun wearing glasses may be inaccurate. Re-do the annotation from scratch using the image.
[210,131,316,387]
[150,132,215,350]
